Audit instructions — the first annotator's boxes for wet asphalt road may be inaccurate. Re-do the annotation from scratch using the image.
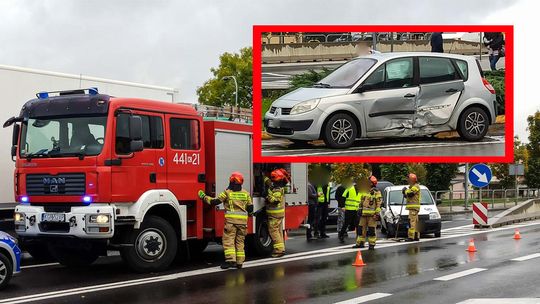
[261,136,505,157]
[1,214,537,304]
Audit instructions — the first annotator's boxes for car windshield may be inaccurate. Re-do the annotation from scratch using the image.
[20,116,107,158]
[388,189,434,205]
[315,58,376,88]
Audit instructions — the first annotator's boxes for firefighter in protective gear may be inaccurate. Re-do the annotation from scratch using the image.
[266,169,288,257]
[357,176,382,250]
[404,173,421,242]
[198,172,253,269]
[338,177,366,244]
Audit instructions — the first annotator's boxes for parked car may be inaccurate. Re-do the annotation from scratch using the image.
[0,231,21,289]
[328,180,394,224]
[264,52,497,149]
[380,185,442,238]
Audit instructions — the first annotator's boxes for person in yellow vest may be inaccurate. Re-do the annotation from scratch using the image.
[403,173,421,242]
[315,181,331,239]
[266,169,288,257]
[338,177,364,244]
[198,172,253,269]
[357,176,382,250]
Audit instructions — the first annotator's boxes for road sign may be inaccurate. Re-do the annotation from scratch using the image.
[509,164,524,176]
[473,202,488,226]
[468,164,492,188]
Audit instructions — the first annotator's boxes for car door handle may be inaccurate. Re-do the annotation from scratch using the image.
[403,93,416,98]
[445,88,459,93]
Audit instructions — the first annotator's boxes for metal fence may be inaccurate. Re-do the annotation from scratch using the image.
[431,189,540,211]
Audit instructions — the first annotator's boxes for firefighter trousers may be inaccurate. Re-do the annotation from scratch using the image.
[408,209,420,240]
[268,216,285,254]
[223,222,247,265]
[358,215,377,246]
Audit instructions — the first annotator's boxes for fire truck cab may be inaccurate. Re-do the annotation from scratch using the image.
[4,89,308,272]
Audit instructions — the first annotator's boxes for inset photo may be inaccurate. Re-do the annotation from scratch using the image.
[253,26,513,163]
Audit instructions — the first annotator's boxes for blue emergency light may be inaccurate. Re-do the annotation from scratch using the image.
[37,92,49,99]
[35,88,99,99]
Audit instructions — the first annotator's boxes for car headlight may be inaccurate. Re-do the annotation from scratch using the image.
[290,98,320,115]
[89,214,110,224]
[429,212,441,220]
[14,212,25,224]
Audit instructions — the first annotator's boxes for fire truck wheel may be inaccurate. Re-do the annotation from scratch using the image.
[48,245,99,267]
[120,215,178,273]
[246,214,273,257]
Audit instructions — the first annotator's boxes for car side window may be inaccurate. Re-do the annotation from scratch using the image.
[116,114,163,154]
[362,58,414,91]
[385,57,414,89]
[362,65,385,90]
[454,59,469,81]
[170,118,200,150]
[419,57,461,84]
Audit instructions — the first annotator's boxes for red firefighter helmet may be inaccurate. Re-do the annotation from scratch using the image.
[270,169,287,182]
[229,172,244,185]
[369,175,378,186]
[408,173,418,183]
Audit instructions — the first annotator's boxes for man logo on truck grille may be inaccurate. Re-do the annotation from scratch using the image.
[43,177,66,185]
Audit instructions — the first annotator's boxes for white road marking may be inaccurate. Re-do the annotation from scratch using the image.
[4,221,540,304]
[20,263,59,269]
[334,293,392,304]
[511,253,540,262]
[433,268,487,281]
[457,299,540,304]
[264,140,504,157]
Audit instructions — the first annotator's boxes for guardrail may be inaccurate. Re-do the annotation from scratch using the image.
[432,189,540,211]
[489,199,540,227]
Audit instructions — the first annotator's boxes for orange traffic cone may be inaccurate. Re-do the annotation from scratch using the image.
[284,230,289,241]
[513,229,522,240]
[352,250,366,267]
[466,238,477,252]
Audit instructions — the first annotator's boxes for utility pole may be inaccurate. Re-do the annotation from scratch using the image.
[464,163,469,210]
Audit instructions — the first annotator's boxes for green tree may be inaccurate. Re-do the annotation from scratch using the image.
[525,111,540,188]
[288,68,332,91]
[484,70,505,114]
[331,163,371,184]
[197,47,253,108]
[380,164,409,185]
[491,137,528,189]
[424,164,459,191]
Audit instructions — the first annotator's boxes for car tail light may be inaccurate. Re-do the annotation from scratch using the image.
[482,78,496,94]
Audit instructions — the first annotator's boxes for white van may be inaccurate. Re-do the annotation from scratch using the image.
[380,185,442,238]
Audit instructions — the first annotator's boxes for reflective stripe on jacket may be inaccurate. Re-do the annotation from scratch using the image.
[405,184,421,210]
[317,185,330,203]
[342,186,362,211]
[361,187,382,216]
[266,187,285,217]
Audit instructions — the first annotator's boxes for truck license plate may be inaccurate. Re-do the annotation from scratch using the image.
[42,213,65,222]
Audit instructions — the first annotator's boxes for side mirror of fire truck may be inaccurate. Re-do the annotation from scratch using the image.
[129,115,144,153]
[11,124,20,160]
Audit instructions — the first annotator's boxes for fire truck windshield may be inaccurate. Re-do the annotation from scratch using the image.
[20,115,107,158]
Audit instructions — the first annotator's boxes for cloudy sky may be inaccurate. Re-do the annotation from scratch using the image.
[0,0,536,141]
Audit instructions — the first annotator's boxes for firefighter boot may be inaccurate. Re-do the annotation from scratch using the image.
[414,232,420,242]
[236,264,243,269]
[368,244,375,250]
[221,261,236,269]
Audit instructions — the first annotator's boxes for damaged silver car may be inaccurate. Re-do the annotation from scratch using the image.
[264,52,497,148]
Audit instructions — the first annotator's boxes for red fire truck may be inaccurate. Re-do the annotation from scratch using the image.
[3,88,308,272]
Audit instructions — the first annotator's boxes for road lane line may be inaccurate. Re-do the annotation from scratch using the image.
[433,268,487,281]
[21,262,59,269]
[334,293,392,304]
[266,141,504,157]
[3,221,539,304]
[511,253,540,262]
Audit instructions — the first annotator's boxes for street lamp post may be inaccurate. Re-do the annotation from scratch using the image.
[222,75,238,109]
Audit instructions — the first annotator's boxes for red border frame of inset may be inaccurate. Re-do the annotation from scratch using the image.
[252,25,514,163]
